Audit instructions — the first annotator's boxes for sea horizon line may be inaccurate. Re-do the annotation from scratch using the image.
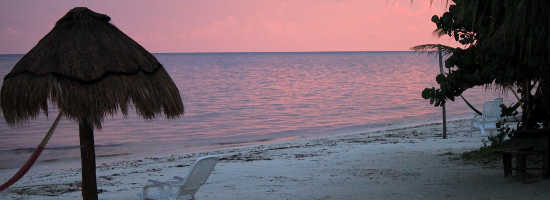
[0,50,426,56]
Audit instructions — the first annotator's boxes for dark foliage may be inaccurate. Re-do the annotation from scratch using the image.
[423,0,550,129]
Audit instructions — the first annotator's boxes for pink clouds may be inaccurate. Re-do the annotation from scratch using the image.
[0,0,457,53]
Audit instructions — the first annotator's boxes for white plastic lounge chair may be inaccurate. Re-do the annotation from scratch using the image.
[472,98,503,137]
[140,155,218,200]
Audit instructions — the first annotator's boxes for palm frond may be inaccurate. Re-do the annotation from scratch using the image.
[410,44,454,56]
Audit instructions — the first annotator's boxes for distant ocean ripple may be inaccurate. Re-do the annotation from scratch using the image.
[0,52,509,169]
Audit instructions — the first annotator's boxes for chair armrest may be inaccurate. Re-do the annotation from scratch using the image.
[143,180,177,200]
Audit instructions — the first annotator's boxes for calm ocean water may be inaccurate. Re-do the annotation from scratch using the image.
[0,52,509,169]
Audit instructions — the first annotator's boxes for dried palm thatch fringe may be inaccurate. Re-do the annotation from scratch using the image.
[0,7,184,128]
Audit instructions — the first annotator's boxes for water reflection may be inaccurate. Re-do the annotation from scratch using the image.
[0,52,511,168]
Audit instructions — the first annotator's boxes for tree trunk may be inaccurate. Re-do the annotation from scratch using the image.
[79,119,98,200]
[438,47,447,139]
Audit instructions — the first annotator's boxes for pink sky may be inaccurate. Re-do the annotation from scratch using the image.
[0,0,456,54]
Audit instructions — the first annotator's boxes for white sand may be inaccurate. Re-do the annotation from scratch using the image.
[1,119,549,200]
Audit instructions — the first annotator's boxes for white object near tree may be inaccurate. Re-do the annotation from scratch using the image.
[140,155,218,200]
[472,98,503,137]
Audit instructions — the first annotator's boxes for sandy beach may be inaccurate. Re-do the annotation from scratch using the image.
[1,119,549,200]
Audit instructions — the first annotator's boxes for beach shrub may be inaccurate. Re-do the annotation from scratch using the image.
[487,122,509,147]
[487,103,521,147]
[461,145,500,164]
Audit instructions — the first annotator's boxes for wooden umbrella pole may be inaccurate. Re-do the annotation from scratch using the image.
[79,119,98,200]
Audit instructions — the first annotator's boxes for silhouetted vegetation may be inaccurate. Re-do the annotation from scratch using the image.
[423,0,550,130]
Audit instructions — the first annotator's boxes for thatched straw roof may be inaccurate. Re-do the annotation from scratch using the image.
[0,7,184,128]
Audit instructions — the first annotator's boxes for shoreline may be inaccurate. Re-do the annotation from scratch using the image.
[0,116,472,171]
[2,118,549,199]
[0,118,452,172]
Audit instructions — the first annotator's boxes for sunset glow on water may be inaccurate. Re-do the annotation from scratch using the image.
[0,52,509,168]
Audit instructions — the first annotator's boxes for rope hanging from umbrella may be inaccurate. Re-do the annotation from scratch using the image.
[0,113,62,192]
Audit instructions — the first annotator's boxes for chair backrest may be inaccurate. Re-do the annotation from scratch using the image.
[180,155,218,194]
[482,98,503,119]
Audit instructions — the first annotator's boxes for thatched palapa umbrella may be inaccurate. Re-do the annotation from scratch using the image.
[0,7,184,200]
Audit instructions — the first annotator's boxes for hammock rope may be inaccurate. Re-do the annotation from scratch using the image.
[460,95,482,115]
[0,113,62,192]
